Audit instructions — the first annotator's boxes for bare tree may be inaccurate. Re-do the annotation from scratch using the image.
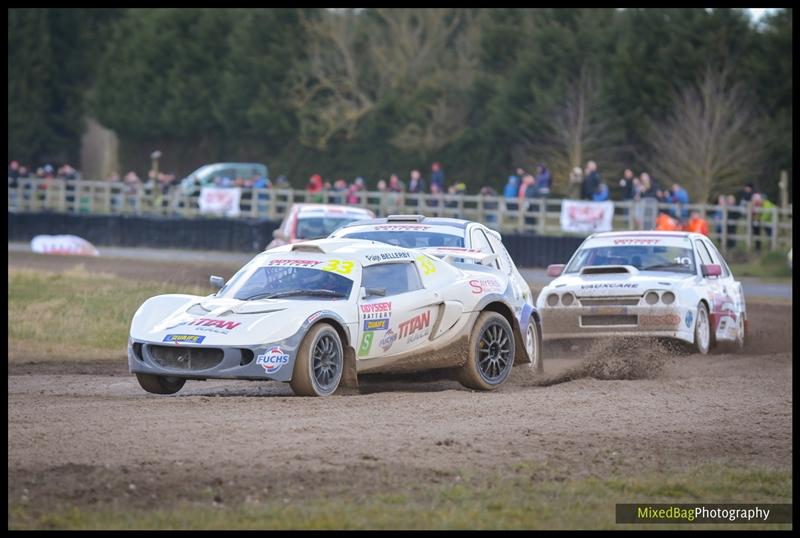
[516,64,618,192]
[646,68,766,202]
[290,8,478,152]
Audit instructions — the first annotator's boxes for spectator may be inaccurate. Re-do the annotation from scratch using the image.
[18,165,29,179]
[685,210,709,236]
[670,182,690,221]
[568,166,583,199]
[737,182,755,205]
[8,160,20,184]
[274,175,289,188]
[430,162,444,192]
[388,173,405,193]
[427,182,443,214]
[640,172,659,199]
[331,178,348,204]
[752,193,777,251]
[759,194,777,250]
[592,182,609,202]
[407,169,426,207]
[655,210,681,231]
[387,174,404,214]
[581,160,601,200]
[535,164,551,196]
[618,168,636,200]
[521,174,538,226]
[57,163,79,181]
[503,174,519,211]
[307,174,324,203]
[480,185,499,226]
[376,179,387,193]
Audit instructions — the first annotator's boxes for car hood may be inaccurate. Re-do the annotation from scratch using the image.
[131,295,351,346]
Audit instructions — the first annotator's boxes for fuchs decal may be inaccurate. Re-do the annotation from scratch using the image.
[398,311,431,338]
[685,310,694,328]
[256,347,290,374]
[163,334,205,344]
[379,329,397,352]
[358,333,374,356]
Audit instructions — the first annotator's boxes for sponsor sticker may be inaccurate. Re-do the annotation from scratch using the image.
[268,259,322,267]
[398,311,431,339]
[379,329,397,352]
[469,278,503,294]
[360,301,392,314]
[685,311,694,328]
[580,283,639,289]
[358,333,374,356]
[613,238,661,245]
[163,334,205,344]
[363,318,389,331]
[256,346,290,374]
[373,224,431,231]
[640,314,681,327]
[307,311,323,324]
[365,251,412,263]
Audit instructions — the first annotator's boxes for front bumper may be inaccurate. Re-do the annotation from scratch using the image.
[127,332,305,382]
[540,304,694,343]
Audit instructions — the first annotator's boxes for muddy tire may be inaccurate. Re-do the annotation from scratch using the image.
[135,373,186,395]
[693,302,711,355]
[525,317,544,374]
[458,311,515,390]
[290,323,343,397]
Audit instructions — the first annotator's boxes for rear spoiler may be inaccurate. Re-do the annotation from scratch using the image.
[419,247,498,267]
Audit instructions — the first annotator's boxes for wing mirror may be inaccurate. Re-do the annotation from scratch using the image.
[209,275,225,289]
[360,287,386,299]
[547,264,565,277]
[701,264,721,277]
[272,229,286,240]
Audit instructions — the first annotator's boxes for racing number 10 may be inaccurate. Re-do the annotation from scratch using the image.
[322,259,354,275]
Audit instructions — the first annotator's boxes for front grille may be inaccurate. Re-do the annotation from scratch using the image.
[148,345,224,370]
[581,315,638,327]
[578,297,641,307]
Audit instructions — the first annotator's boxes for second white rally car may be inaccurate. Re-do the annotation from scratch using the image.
[537,231,747,354]
[128,238,542,396]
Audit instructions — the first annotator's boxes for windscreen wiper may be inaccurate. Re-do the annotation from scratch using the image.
[243,289,347,301]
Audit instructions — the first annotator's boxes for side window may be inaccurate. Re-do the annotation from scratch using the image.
[470,229,500,270]
[488,235,512,274]
[703,240,730,277]
[694,240,713,269]
[362,263,422,297]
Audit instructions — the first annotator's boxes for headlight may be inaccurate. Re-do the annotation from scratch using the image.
[645,291,660,305]
[661,291,676,304]
[546,293,559,307]
[561,292,575,306]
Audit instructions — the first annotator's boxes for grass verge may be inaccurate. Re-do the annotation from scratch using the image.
[8,464,792,530]
[8,266,205,362]
[727,249,792,280]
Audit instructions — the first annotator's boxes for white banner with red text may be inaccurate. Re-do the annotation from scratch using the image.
[199,187,242,217]
[560,199,615,233]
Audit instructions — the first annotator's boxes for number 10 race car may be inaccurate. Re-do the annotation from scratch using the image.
[536,231,747,354]
[128,238,542,396]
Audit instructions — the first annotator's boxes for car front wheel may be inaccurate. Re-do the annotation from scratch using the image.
[135,373,186,395]
[290,323,344,397]
[458,311,515,390]
[693,303,711,355]
[525,317,543,374]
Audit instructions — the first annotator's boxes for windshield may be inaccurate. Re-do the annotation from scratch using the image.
[565,245,697,274]
[297,217,368,240]
[339,230,464,249]
[219,266,353,301]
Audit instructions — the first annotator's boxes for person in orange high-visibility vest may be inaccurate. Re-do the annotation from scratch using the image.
[684,210,710,236]
[655,211,681,231]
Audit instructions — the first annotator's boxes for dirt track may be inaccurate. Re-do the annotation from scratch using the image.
[7,252,793,519]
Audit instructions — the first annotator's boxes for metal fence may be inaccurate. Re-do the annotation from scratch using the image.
[8,178,792,253]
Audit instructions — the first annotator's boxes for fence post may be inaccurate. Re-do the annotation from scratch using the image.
[538,198,546,234]
[720,204,728,254]
[771,205,778,251]
[477,195,484,223]
[517,199,524,233]
[745,202,753,251]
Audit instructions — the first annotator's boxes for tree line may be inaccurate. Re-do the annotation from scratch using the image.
[8,8,792,202]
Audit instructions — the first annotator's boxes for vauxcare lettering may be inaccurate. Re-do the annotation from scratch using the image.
[268,259,322,267]
[580,283,639,289]
[469,278,502,294]
[398,311,431,338]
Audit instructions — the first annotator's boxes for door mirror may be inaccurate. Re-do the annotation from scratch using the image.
[209,275,225,289]
[272,229,285,240]
[701,264,721,277]
[547,264,565,277]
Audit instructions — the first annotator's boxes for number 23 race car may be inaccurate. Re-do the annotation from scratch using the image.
[128,238,542,396]
[536,231,747,354]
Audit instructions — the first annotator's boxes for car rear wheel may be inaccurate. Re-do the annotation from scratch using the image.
[693,303,711,355]
[135,373,186,395]
[290,323,343,397]
[458,312,515,391]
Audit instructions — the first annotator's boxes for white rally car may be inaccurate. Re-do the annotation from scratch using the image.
[266,203,375,250]
[128,238,542,396]
[537,231,746,354]
[329,214,541,368]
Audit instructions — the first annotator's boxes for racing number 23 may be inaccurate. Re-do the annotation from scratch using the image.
[322,259,354,275]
